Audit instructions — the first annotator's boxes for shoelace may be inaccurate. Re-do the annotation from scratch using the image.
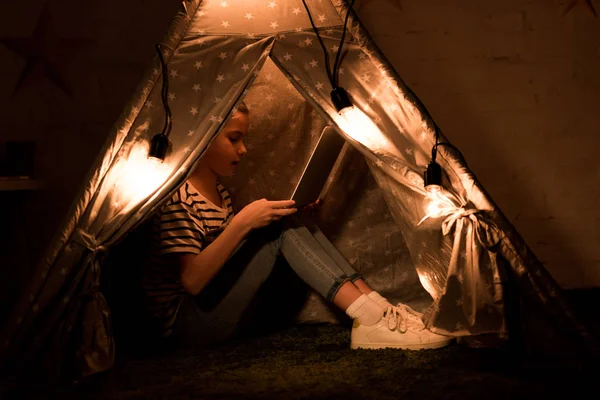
[383,304,425,333]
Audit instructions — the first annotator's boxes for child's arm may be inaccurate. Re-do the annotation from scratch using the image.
[179,199,297,295]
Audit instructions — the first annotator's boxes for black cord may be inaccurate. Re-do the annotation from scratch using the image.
[332,0,356,88]
[301,0,335,88]
[156,44,172,137]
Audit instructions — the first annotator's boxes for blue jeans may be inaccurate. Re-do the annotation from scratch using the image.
[175,217,361,342]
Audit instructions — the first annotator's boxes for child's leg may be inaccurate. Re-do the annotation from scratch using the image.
[303,223,393,309]
[177,226,282,342]
[275,223,383,325]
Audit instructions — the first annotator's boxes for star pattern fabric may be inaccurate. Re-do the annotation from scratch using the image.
[7,1,584,379]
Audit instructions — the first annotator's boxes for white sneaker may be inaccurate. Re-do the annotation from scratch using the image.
[351,303,452,350]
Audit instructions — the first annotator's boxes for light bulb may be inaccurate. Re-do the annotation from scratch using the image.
[424,189,456,219]
[330,87,399,157]
[336,105,398,156]
[114,144,170,207]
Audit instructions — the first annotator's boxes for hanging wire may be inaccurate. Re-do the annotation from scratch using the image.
[301,0,335,88]
[332,0,356,88]
[302,0,357,90]
[156,44,173,137]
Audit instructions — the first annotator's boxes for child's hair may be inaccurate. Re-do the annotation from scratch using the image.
[236,101,249,115]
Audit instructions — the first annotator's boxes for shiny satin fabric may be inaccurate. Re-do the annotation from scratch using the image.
[2,0,595,379]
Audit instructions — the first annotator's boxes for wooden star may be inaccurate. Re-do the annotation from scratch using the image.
[563,0,598,17]
[1,2,96,97]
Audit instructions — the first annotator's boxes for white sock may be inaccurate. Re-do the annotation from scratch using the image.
[345,294,384,326]
[367,291,394,312]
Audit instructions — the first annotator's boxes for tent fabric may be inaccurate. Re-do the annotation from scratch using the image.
[1,0,597,379]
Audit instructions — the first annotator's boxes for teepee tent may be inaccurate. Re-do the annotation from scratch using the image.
[1,0,596,379]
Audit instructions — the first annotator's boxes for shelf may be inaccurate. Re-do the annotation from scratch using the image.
[0,177,46,191]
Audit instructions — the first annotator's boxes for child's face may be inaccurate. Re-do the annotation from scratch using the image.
[199,111,249,177]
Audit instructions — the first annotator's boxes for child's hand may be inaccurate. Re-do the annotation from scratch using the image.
[233,199,297,231]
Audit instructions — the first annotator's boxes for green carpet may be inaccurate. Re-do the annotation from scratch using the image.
[2,323,596,400]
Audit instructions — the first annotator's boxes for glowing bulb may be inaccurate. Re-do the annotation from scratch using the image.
[114,144,170,207]
[335,106,398,156]
[424,189,457,220]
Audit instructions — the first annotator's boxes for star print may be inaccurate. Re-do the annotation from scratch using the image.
[219,52,228,59]
[192,84,201,92]
[190,107,198,115]
[265,93,275,101]
[330,44,339,52]
[245,13,254,20]
[169,69,178,77]
[216,74,225,82]
[220,1,228,7]
[168,93,176,100]
[241,63,250,71]
[188,130,194,136]
[295,27,303,32]
[338,68,345,74]
[304,37,313,46]
[405,148,413,154]
[221,21,231,28]
[194,61,203,69]
[287,103,294,109]
[146,100,153,108]
[318,15,326,22]
[1,3,97,97]
[315,82,324,90]
[283,53,292,61]
[270,21,279,29]
[214,97,223,103]
[361,73,371,82]
[209,115,219,122]
[268,1,277,9]
[293,7,301,15]
[309,59,319,67]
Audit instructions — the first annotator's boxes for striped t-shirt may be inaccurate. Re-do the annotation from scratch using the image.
[141,181,234,337]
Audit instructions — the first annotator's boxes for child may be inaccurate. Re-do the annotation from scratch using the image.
[141,102,451,350]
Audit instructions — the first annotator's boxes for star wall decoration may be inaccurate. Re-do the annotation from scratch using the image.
[0,2,96,97]
[562,0,598,17]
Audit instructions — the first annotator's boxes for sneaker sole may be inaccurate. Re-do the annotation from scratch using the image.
[351,338,452,350]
